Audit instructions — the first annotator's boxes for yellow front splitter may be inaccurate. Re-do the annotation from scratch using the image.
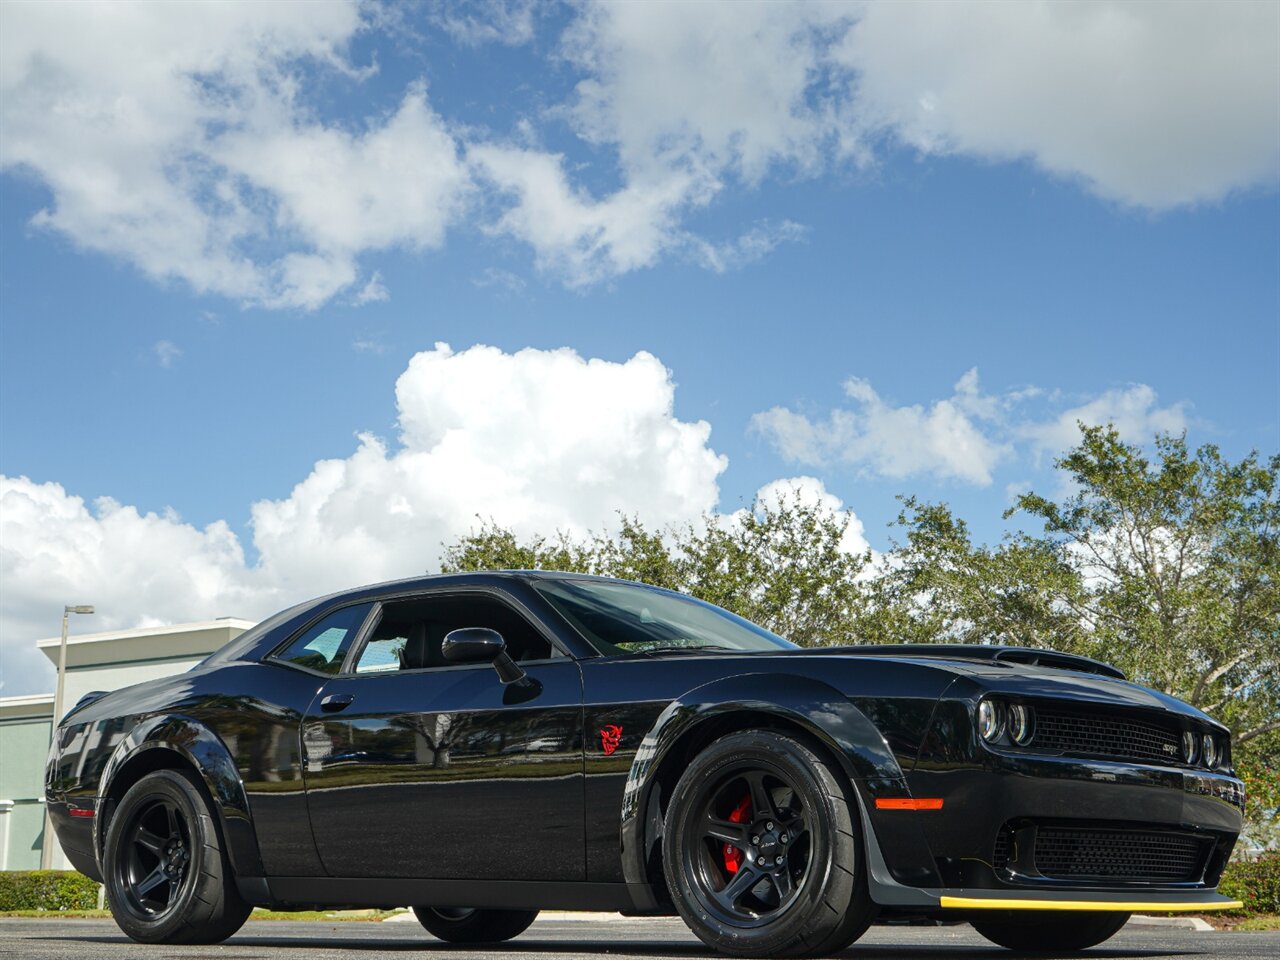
[939,896,1243,913]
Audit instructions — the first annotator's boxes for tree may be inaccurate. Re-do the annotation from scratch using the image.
[876,496,1086,649]
[1008,427,1279,750]
[440,487,876,647]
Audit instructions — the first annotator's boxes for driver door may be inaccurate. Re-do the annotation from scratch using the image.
[300,590,585,880]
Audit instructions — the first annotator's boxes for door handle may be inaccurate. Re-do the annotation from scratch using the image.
[320,693,355,712]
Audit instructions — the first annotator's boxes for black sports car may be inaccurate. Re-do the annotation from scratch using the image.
[47,572,1244,956]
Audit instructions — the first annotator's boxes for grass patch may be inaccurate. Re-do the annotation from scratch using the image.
[0,908,408,921]
[0,910,110,919]
[1229,914,1280,932]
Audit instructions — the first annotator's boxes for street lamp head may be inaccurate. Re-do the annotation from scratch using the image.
[65,605,94,615]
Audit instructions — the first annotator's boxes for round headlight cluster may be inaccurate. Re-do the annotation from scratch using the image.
[1182,730,1199,765]
[1182,729,1229,770]
[978,700,1003,742]
[977,699,1036,746]
[1009,704,1035,745]
[1201,734,1218,769]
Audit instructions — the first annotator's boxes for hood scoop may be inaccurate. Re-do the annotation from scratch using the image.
[832,644,1126,680]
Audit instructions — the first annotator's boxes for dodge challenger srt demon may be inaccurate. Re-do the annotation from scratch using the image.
[47,572,1244,956]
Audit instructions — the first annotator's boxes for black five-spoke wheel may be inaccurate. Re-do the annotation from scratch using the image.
[664,729,877,958]
[692,767,811,925]
[115,797,193,918]
[103,768,251,944]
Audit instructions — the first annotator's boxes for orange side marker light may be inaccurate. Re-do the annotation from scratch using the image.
[875,797,944,811]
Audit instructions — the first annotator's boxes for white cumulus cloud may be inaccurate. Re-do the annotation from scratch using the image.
[0,478,278,696]
[2,1,1275,301]
[0,0,468,310]
[752,369,1010,486]
[1020,384,1190,457]
[843,0,1280,209]
[752,371,1191,487]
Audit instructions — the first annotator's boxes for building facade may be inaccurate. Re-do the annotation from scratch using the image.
[0,619,253,871]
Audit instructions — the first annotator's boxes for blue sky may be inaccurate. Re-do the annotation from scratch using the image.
[1,1,1277,693]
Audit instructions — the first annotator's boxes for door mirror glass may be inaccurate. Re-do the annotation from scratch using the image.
[441,627,506,664]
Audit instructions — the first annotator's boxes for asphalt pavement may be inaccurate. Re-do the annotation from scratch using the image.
[1,916,1277,960]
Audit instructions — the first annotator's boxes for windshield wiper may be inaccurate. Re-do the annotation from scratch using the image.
[633,644,738,656]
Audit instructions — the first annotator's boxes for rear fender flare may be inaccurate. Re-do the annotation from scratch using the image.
[619,672,905,886]
[97,714,264,877]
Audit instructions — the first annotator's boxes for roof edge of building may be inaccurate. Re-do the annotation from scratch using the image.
[34,618,257,650]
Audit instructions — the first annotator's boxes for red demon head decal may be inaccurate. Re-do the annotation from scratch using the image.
[600,724,623,756]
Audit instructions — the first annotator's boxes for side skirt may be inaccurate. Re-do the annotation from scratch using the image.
[250,878,660,913]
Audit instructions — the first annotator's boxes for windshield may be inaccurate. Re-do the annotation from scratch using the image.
[533,579,796,655]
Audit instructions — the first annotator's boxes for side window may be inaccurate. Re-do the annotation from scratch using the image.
[274,602,373,674]
[352,594,555,673]
[355,618,411,674]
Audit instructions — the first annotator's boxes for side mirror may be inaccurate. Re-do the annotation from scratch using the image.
[442,627,505,663]
[442,627,527,685]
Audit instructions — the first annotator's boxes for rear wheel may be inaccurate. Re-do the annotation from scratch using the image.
[662,729,877,958]
[972,911,1130,952]
[412,906,538,943]
[103,768,251,944]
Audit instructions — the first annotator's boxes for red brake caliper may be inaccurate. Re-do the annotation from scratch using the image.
[722,793,752,874]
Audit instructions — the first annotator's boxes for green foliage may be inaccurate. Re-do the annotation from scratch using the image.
[0,871,99,911]
[443,489,876,647]
[1219,853,1280,914]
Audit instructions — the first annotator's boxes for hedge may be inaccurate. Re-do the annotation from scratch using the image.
[0,871,100,911]
[1220,852,1280,915]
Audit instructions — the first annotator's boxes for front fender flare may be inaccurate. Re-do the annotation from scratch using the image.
[619,672,906,886]
[97,714,264,878]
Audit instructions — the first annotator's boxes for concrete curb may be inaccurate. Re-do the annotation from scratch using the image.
[1127,914,1215,932]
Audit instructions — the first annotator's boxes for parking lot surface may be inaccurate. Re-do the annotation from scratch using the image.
[1,916,1278,960]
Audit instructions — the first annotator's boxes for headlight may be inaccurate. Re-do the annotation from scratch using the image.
[1182,730,1199,765]
[1201,733,1218,769]
[978,700,1004,742]
[1009,704,1035,745]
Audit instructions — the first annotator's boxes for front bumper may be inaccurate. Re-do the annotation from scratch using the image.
[855,777,1244,915]
[904,750,1243,892]
[858,719,1245,915]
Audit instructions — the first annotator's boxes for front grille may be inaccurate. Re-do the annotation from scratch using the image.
[992,826,1013,871]
[1033,826,1208,882]
[1033,708,1183,765]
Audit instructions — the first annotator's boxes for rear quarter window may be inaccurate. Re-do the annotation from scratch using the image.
[273,602,374,674]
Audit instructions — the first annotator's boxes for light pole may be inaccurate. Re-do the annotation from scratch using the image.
[40,604,93,870]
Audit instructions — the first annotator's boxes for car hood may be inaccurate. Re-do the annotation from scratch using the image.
[793,645,1222,731]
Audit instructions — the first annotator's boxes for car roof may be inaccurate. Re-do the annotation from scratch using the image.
[348,569,609,597]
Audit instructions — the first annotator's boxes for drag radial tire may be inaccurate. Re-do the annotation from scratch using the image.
[102,768,251,944]
[663,729,878,958]
[412,906,539,943]
[971,911,1131,952]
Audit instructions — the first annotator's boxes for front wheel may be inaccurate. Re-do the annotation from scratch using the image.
[102,768,251,944]
[662,729,877,958]
[972,911,1130,952]
[412,906,538,943]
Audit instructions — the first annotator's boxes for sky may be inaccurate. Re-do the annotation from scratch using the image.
[1,0,1278,696]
